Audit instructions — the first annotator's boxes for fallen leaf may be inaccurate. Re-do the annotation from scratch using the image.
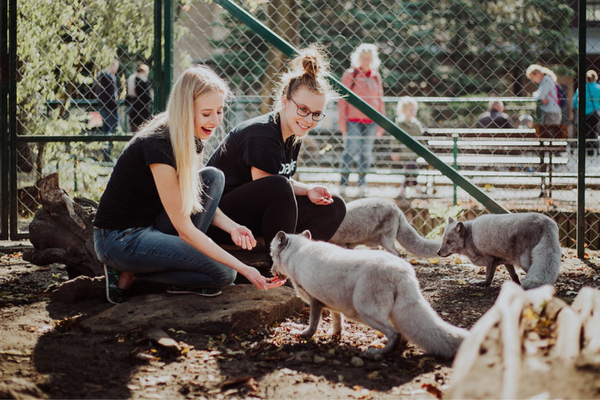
[470,292,484,297]
[422,383,443,399]
[366,371,379,379]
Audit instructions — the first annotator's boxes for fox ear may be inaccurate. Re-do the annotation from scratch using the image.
[301,230,312,240]
[456,222,464,232]
[448,217,455,224]
[275,231,288,247]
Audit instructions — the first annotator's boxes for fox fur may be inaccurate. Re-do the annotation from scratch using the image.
[437,213,562,289]
[330,198,440,257]
[271,230,469,357]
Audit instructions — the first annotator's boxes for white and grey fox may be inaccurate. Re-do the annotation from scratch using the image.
[330,198,440,258]
[271,230,468,358]
[437,213,562,289]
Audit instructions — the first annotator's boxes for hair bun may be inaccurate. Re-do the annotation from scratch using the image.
[302,55,319,79]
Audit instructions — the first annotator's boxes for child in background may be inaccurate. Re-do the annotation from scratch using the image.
[395,96,424,197]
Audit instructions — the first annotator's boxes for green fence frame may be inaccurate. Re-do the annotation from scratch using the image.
[1,0,9,240]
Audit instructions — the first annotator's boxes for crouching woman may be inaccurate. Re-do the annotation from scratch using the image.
[93,66,284,304]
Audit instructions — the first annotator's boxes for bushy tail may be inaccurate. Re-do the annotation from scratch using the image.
[522,221,562,289]
[396,209,441,257]
[391,279,469,357]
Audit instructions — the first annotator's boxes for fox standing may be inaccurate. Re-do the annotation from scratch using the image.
[330,198,440,257]
[437,213,561,289]
[271,230,468,358]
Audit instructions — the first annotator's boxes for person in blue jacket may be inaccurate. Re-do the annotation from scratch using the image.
[573,70,600,156]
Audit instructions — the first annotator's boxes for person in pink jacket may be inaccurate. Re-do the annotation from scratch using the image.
[338,44,385,197]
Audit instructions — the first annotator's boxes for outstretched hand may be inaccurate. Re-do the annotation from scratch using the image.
[231,226,257,250]
[307,186,334,206]
[242,266,286,290]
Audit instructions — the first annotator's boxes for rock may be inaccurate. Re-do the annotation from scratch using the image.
[313,355,326,364]
[294,350,314,363]
[80,284,303,335]
[50,275,105,303]
[143,327,181,353]
[0,378,47,399]
[351,356,365,367]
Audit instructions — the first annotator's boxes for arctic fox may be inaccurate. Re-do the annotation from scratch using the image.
[437,213,561,289]
[329,198,440,257]
[271,230,469,358]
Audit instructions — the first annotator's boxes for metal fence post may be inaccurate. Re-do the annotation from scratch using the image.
[577,0,587,259]
[163,0,173,105]
[453,133,458,206]
[153,0,163,113]
[1,0,8,239]
[7,0,15,239]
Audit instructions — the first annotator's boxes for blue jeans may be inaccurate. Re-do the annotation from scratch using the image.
[93,167,237,288]
[99,107,119,161]
[339,122,377,186]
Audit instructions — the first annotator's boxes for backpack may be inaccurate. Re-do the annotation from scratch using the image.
[555,83,567,109]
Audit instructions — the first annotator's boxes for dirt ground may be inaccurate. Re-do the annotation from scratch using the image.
[0,246,599,399]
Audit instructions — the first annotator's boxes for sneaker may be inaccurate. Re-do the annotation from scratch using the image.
[104,264,127,305]
[166,285,222,297]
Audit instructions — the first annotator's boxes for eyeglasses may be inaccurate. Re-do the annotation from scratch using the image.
[289,97,326,122]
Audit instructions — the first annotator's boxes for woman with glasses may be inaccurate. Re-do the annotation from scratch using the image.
[207,46,346,247]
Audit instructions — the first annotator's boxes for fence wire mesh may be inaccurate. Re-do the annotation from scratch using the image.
[7,0,600,250]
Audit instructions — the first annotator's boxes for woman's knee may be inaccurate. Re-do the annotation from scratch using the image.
[199,166,225,189]
[329,196,347,223]
[261,175,295,202]
[214,267,237,287]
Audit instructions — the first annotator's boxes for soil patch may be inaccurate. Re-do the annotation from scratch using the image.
[0,247,598,399]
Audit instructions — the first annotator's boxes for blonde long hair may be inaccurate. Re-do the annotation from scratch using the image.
[136,66,230,215]
[526,64,557,82]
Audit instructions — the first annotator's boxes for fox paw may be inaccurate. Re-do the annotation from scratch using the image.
[469,278,491,286]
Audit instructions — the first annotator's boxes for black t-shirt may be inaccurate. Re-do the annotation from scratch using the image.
[94,127,202,230]
[208,112,301,194]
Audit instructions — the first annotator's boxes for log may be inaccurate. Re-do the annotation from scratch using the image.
[22,173,101,278]
[446,282,600,399]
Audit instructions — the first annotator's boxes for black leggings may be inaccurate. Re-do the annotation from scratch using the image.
[207,175,346,246]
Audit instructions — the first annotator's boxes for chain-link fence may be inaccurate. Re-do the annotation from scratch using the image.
[4,0,600,250]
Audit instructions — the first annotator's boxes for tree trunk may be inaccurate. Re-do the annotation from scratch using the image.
[260,0,298,114]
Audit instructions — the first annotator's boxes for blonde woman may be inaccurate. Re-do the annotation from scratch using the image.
[208,46,346,247]
[93,66,284,304]
[338,43,385,197]
[526,64,562,125]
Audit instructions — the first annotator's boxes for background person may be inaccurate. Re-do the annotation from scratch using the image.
[395,96,425,196]
[338,43,385,197]
[477,100,514,129]
[573,70,600,156]
[127,62,153,132]
[526,64,562,125]
[208,46,346,247]
[95,60,120,161]
[93,66,284,304]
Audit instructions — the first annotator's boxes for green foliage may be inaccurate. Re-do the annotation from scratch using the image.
[209,0,577,98]
[17,0,157,136]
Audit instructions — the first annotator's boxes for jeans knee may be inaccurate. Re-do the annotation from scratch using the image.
[215,267,237,287]
[199,167,225,189]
